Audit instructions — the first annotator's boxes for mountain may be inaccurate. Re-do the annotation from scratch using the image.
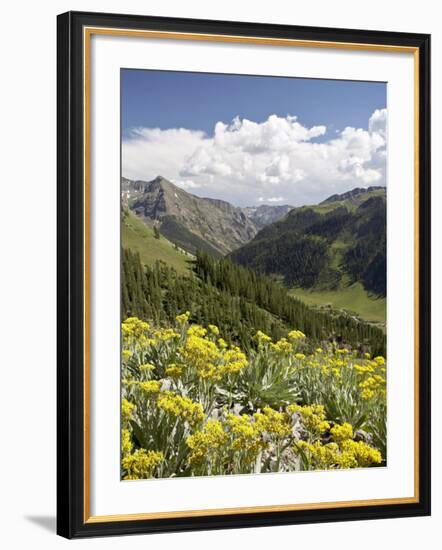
[229,187,386,297]
[320,186,385,206]
[122,176,290,257]
[243,204,293,229]
[121,208,191,274]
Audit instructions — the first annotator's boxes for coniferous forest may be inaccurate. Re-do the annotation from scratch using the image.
[122,248,386,357]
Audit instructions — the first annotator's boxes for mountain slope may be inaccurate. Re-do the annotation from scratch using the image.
[123,176,293,256]
[125,176,257,256]
[229,187,386,297]
[121,209,191,274]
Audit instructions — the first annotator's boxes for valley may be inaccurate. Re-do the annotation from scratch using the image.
[121,175,387,354]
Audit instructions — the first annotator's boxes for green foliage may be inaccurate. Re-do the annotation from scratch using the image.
[121,316,386,479]
[343,197,386,296]
[230,190,387,297]
[122,248,386,356]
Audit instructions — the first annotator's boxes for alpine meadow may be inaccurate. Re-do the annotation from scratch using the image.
[120,70,387,480]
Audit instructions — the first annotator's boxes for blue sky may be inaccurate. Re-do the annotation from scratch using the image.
[122,69,387,207]
[122,69,385,137]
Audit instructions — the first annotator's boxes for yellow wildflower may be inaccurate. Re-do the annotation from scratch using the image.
[186,420,228,466]
[121,429,132,456]
[217,338,228,350]
[254,330,272,345]
[122,448,163,479]
[295,437,382,470]
[208,324,220,336]
[122,317,150,346]
[330,422,353,442]
[288,404,330,436]
[138,380,161,394]
[140,363,155,372]
[187,325,207,338]
[226,414,263,463]
[121,398,135,422]
[271,338,293,354]
[180,333,222,380]
[157,391,205,426]
[340,440,382,466]
[288,329,306,340]
[165,363,185,378]
[254,407,292,438]
[154,328,180,341]
[221,347,248,375]
[175,311,190,324]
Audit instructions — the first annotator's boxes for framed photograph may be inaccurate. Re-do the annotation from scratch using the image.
[57,11,431,538]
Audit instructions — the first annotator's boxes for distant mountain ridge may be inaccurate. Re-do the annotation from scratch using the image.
[122,176,292,256]
[243,204,293,230]
[320,186,385,205]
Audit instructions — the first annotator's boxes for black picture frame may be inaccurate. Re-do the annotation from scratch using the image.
[57,10,431,539]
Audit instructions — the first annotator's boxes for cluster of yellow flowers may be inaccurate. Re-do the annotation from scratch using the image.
[157,391,205,427]
[180,324,248,381]
[254,330,273,345]
[288,330,306,340]
[122,317,150,347]
[288,404,330,437]
[225,413,263,462]
[359,375,386,400]
[121,398,135,423]
[138,380,162,394]
[187,407,293,469]
[175,311,191,325]
[187,419,228,467]
[254,407,292,439]
[153,327,180,342]
[330,422,354,442]
[270,337,294,354]
[120,315,386,479]
[122,449,164,480]
[180,331,223,380]
[165,363,185,378]
[295,420,382,470]
[121,428,132,456]
[355,355,386,400]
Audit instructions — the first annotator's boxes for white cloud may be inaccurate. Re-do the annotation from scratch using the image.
[368,108,387,138]
[258,196,285,203]
[122,109,387,206]
[171,179,201,190]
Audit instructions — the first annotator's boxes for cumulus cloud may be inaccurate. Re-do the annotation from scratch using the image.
[258,196,285,203]
[122,109,387,206]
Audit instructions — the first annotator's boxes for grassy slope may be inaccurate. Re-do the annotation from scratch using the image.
[122,211,191,274]
[290,282,386,324]
[288,194,387,326]
[310,188,386,214]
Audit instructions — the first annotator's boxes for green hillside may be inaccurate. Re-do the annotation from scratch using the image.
[121,210,191,274]
[230,188,386,297]
[122,249,386,356]
[290,281,386,325]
